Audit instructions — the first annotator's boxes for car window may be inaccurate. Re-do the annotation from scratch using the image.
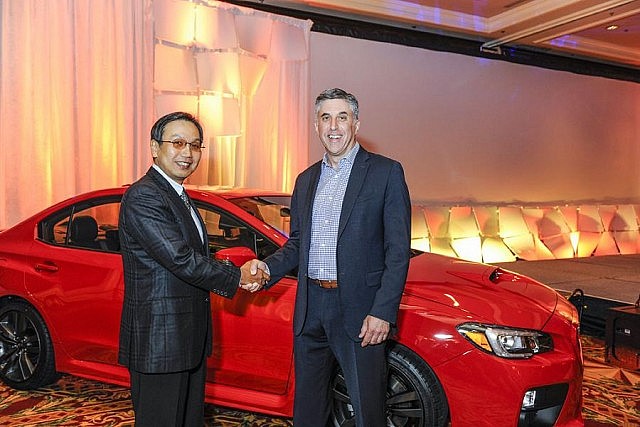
[196,204,279,261]
[39,195,280,261]
[227,196,291,238]
[40,200,121,253]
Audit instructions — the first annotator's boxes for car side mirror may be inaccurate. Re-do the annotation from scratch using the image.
[214,246,257,267]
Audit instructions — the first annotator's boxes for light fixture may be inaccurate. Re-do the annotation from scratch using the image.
[481,0,635,50]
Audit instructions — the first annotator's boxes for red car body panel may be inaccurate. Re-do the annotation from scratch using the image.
[0,187,584,424]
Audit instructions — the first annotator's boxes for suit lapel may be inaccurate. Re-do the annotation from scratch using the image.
[179,192,205,253]
[146,168,204,252]
[191,200,209,254]
[338,148,370,239]
[298,162,321,257]
[304,162,322,226]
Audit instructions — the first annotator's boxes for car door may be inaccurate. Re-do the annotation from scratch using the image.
[25,198,124,370]
[197,203,296,396]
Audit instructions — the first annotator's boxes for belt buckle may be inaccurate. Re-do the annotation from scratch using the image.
[308,277,338,289]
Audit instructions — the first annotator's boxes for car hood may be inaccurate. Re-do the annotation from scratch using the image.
[404,253,559,329]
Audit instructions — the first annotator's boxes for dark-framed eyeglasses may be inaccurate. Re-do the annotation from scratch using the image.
[160,138,205,152]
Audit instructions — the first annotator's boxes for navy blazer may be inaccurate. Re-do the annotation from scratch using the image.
[118,167,240,373]
[264,147,411,340]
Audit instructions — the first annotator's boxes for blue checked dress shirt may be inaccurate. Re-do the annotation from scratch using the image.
[307,143,360,281]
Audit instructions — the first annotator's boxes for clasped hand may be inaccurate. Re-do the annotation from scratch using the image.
[239,259,270,293]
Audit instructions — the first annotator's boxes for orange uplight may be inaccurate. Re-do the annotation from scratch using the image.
[410,204,640,263]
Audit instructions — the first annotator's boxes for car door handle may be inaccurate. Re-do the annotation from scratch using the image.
[35,262,59,273]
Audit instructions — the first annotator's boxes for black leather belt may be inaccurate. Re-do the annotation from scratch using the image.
[308,277,338,289]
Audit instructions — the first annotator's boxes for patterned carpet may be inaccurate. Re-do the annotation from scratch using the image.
[0,337,637,426]
[580,336,639,427]
[0,376,291,427]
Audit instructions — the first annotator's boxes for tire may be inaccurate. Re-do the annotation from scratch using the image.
[0,301,59,390]
[331,342,449,427]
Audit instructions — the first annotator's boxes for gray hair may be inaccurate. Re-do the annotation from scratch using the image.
[314,88,359,119]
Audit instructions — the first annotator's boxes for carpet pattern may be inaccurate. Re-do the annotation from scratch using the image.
[0,375,292,426]
[0,337,637,426]
[580,337,639,427]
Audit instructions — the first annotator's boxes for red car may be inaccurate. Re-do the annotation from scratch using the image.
[0,187,583,426]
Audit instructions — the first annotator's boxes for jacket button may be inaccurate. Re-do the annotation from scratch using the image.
[204,297,210,302]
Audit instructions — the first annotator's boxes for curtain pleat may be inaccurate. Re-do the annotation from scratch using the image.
[0,0,310,229]
[0,0,154,228]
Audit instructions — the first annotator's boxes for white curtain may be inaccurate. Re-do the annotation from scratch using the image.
[0,0,312,229]
[0,0,154,229]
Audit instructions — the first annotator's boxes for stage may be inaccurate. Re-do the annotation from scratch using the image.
[496,254,640,305]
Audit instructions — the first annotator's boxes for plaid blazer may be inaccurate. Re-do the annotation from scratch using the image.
[118,167,239,373]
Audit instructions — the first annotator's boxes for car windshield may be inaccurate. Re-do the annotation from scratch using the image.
[228,195,424,258]
[228,196,292,237]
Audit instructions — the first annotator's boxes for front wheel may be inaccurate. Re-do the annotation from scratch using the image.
[331,342,449,427]
[0,301,59,390]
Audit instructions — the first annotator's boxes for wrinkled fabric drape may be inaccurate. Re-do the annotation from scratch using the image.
[153,0,311,191]
[0,0,311,229]
[0,0,154,229]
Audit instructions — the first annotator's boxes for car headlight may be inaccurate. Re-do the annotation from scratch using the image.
[457,323,553,359]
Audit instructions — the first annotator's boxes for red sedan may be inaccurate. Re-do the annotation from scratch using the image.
[0,187,583,426]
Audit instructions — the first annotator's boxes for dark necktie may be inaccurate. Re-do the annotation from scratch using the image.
[180,190,191,211]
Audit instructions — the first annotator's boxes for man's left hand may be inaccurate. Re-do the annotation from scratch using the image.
[359,315,390,347]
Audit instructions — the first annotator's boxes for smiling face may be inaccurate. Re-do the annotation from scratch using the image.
[150,119,202,185]
[314,98,360,168]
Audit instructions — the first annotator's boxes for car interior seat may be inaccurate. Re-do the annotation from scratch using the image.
[104,229,120,252]
[69,215,101,249]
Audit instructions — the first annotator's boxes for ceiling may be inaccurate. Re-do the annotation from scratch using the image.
[239,0,640,70]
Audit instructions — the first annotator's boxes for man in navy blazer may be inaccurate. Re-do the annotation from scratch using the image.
[119,112,264,427]
[247,88,411,426]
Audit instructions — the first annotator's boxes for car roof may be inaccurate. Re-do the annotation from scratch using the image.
[185,185,290,200]
[72,186,289,199]
[20,186,290,223]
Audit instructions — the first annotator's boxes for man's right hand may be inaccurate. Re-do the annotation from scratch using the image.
[239,259,270,292]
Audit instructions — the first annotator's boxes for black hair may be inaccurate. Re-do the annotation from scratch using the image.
[150,111,203,144]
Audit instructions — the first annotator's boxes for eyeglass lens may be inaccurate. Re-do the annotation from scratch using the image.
[171,139,204,151]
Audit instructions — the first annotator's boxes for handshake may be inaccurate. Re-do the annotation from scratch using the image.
[239,259,270,293]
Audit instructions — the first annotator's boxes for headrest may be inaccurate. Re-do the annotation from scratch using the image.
[70,215,98,242]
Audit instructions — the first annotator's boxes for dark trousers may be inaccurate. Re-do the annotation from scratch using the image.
[129,357,207,427]
[293,281,387,427]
